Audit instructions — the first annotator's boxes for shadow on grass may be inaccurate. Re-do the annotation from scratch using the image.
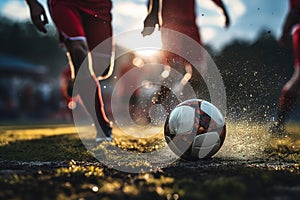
[0,134,94,162]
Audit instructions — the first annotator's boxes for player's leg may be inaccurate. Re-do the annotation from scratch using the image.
[278,26,300,123]
[82,10,113,141]
[49,2,88,95]
[66,40,113,141]
[155,25,204,114]
[49,2,112,140]
[152,51,184,115]
[83,13,113,78]
[64,40,89,77]
[277,67,300,121]
[182,24,209,100]
[151,27,185,114]
[270,26,300,134]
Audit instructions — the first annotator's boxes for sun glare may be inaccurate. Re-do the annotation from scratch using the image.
[115,29,162,54]
[135,49,159,57]
[132,56,145,68]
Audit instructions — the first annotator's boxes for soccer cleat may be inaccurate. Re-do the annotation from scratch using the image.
[95,126,113,143]
[268,121,286,136]
[95,135,113,143]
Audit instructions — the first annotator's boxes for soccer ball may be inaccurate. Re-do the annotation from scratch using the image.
[164,99,226,160]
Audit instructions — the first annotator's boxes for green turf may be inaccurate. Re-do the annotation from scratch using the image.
[0,124,94,161]
[0,123,299,199]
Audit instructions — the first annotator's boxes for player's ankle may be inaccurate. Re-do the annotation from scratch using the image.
[67,79,77,97]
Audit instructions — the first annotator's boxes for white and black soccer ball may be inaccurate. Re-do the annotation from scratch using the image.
[164,99,226,160]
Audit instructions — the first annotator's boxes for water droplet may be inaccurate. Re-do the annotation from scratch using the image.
[92,186,99,192]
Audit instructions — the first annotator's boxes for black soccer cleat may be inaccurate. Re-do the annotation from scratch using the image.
[95,125,113,143]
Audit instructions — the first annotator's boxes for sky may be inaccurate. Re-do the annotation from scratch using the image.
[0,0,289,51]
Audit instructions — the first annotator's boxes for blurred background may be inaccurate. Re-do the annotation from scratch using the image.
[0,0,299,125]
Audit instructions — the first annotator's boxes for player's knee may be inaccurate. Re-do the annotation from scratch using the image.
[71,45,87,59]
[282,83,297,99]
[65,40,88,59]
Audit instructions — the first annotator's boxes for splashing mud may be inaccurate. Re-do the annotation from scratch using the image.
[86,120,300,172]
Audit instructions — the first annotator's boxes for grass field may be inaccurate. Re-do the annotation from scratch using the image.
[0,121,299,199]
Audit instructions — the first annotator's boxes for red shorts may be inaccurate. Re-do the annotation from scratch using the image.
[293,25,300,68]
[48,0,112,50]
